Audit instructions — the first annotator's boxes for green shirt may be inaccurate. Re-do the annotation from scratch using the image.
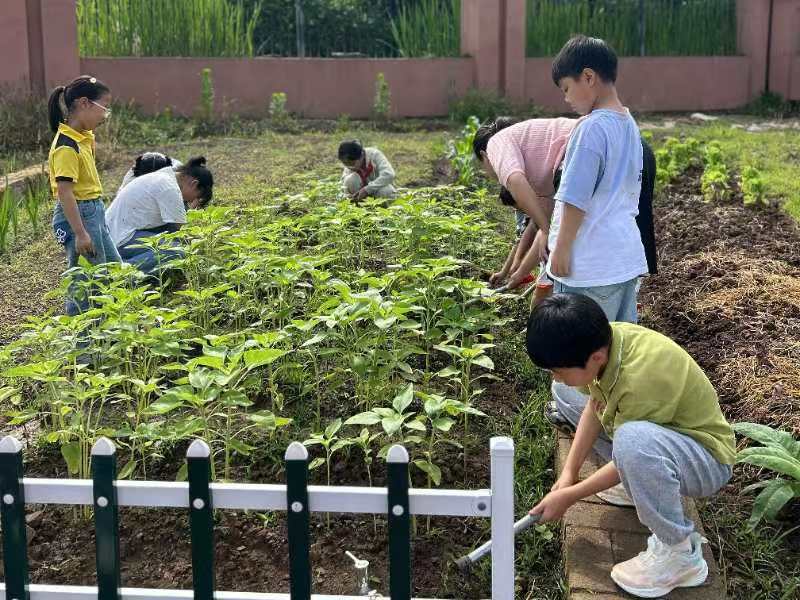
[587,322,736,465]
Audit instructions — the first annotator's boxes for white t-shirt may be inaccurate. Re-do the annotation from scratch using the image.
[119,158,182,190]
[547,109,647,287]
[106,167,187,247]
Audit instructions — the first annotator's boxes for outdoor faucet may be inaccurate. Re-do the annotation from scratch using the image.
[345,550,371,596]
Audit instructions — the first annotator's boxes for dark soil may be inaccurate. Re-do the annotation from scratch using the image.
[640,169,800,583]
[0,372,534,598]
[640,168,800,433]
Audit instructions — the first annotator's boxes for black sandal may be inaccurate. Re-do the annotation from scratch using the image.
[544,400,576,435]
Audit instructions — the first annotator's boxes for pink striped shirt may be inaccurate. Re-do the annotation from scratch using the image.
[486,117,579,197]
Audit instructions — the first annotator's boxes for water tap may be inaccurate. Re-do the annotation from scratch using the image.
[345,550,371,596]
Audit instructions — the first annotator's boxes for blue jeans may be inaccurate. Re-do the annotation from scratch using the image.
[552,277,640,323]
[52,199,121,316]
[118,229,184,278]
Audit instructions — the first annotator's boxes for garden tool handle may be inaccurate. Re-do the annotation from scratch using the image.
[455,513,540,571]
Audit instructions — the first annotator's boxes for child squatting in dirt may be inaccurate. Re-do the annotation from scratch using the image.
[526,293,736,598]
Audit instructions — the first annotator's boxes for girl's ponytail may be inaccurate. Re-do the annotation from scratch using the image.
[48,86,66,132]
[47,76,111,133]
[178,156,214,207]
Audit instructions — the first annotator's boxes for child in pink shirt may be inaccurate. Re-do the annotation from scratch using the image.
[473,117,579,289]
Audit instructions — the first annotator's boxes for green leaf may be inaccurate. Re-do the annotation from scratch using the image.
[244,348,288,369]
[147,396,185,415]
[471,355,494,370]
[118,460,137,480]
[221,391,251,408]
[405,419,426,432]
[188,369,214,389]
[301,333,328,348]
[737,447,800,481]
[176,462,188,481]
[374,316,398,330]
[309,457,325,470]
[382,414,406,437]
[345,412,382,426]
[249,411,276,429]
[61,442,81,476]
[734,422,800,456]
[325,418,343,439]
[435,366,460,378]
[392,383,414,414]
[414,460,442,486]
[747,479,798,528]
[228,438,255,455]
[433,417,455,432]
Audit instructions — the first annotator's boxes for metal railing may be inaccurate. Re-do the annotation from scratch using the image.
[0,435,517,600]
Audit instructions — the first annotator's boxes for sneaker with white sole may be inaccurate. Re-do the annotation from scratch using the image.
[596,482,635,507]
[610,532,709,598]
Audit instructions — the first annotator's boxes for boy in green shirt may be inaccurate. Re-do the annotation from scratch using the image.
[526,293,735,598]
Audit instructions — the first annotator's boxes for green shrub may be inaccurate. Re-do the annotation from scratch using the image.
[448,89,530,124]
[373,73,392,122]
[734,422,800,529]
[390,0,460,58]
[447,116,480,187]
[740,165,767,206]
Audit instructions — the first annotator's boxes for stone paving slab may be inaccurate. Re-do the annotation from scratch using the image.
[556,432,727,600]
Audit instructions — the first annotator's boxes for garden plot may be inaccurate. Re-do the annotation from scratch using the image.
[640,143,800,597]
[0,181,560,598]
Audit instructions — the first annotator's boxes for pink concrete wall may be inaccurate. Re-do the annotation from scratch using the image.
[791,56,800,100]
[504,0,527,102]
[0,0,31,88]
[460,0,503,92]
[39,0,80,90]
[769,0,800,98]
[525,57,752,112]
[81,57,474,118]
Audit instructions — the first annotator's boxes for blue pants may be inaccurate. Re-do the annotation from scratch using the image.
[552,276,640,324]
[52,199,121,316]
[553,383,732,544]
[118,229,184,278]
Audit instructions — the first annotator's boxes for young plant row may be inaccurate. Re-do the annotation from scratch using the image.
[653,135,767,206]
[0,183,509,503]
[0,174,50,254]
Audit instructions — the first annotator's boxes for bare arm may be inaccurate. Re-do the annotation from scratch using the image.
[550,202,585,277]
[507,173,552,234]
[56,181,94,256]
[560,398,604,483]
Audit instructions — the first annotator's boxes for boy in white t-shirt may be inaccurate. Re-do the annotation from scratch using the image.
[106,156,213,277]
[548,35,647,323]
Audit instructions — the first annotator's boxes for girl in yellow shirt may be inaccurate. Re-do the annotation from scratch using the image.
[47,75,119,315]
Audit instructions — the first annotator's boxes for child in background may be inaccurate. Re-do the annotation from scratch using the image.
[118,151,182,190]
[338,140,396,201]
[527,294,734,598]
[47,75,119,315]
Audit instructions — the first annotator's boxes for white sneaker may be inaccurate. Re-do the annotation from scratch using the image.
[596,483,635,507]
[611,532,708,598]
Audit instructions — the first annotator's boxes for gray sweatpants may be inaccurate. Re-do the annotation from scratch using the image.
[552,382,733,544]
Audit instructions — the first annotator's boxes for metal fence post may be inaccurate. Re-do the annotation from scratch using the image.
[285,441,311,600]
[0,435,29,600]
[92,437,120,600]
[490,436,515,600]
[187,439,215,600]
[387,445,411,600]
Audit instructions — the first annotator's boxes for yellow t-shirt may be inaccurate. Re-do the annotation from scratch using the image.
[48,123,103,201]
[587,322,737,465]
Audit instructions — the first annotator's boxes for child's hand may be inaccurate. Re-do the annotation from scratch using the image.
[549,245,571,277]
[353,188,369,202]
[532,230,549,263]
[506,271,529,290]
[489,272,507,288]
[75,231,95,257]
[530,488,576,523]
[551,471,578,491]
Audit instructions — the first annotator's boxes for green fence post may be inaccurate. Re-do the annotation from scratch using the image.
[387,444,411,600]
[0,436,29,600]
[285,441,311,600]
[92,437,120,600]
[187,439,214,600]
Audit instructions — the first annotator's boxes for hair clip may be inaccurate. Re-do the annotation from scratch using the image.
[89,77,97,84]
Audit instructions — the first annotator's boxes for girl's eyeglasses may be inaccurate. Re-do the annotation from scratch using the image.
[89,100,112,116]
